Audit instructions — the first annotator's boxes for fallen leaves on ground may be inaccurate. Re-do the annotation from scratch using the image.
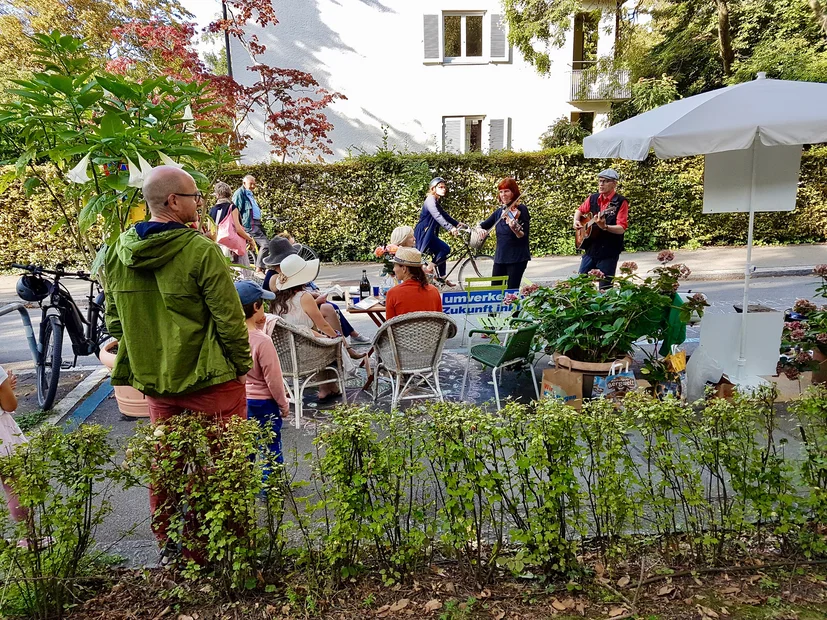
[697,604,720,618]
[608,605,627,617]
[616,575,631,588]
[657,584,676,597]
[423,599,442,613]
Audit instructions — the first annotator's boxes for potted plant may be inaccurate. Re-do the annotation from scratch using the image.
[777,264,827,385]
[521,252,708,389]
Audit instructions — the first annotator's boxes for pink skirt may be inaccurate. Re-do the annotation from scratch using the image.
[0,412,26,458]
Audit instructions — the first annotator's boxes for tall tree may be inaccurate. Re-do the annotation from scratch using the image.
[0,0,189,81]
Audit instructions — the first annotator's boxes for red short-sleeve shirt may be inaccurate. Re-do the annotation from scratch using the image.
[578,191,629,230]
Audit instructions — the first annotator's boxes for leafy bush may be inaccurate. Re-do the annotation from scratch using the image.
[539,116,591,148]
[0,424,134,619]
[4,146,827,267]
[5,389,827,604]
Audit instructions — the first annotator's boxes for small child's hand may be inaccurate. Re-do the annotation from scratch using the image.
[7,371,17,391]
[280,408,290,418]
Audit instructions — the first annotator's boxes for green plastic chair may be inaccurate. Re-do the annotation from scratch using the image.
[460,318,540,410]
[461,275,509,345]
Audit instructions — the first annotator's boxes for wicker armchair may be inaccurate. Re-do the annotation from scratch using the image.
[269,316,347,429]
[371,311,457,409]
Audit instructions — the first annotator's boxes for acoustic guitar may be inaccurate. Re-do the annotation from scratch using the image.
[575,205,617,252]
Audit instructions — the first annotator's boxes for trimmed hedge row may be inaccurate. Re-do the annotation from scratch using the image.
[3,147,827,266]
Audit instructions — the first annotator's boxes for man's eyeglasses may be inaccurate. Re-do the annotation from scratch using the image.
[165,191,203,206]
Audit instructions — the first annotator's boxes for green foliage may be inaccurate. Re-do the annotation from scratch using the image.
[520,260,706,363]
[502,0,588,74]
[5,145,827,267]
[126,413,267,591]
[539,116,590,149]
[0,31,217,267]
[0,424,135,619]
[629,0,827,97]
[631,75,681,113]
[9,390,827,604]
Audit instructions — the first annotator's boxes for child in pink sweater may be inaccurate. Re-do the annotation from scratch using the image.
[235,281,290,464]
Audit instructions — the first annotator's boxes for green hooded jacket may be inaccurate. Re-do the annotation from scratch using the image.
[105,226,252,397]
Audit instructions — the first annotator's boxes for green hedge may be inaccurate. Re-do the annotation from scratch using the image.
[4,147,827,266]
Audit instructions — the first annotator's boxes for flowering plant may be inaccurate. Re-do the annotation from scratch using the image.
[520,252,708,363]
[777,265,827,379]
[373,244,398,277]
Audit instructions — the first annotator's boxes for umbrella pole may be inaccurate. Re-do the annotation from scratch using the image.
[737,144,759,380]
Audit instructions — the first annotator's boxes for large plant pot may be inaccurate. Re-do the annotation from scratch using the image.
[553,353,633,398]
[99,340,150,418]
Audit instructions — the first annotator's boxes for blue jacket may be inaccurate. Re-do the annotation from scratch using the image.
[414,195,458,252]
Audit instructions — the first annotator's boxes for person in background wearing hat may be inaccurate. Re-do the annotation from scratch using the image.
[479,177,531,289]
[262,236,369,345]
[414,177,465,287]
[271,254,367,404]
[573,169,629,289]
[236,280,289,466]
[385,247,442,319]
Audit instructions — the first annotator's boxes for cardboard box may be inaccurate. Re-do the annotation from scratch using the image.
[763,372,814,402]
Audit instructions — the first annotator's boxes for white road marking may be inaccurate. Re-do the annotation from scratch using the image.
[43,367,110,427]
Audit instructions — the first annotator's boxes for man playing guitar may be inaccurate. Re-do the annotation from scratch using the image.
[572,169,629,289]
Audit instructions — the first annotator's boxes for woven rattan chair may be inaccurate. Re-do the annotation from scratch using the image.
[269,317,347,429]
[460,318,540,410]
[371,311,457,409]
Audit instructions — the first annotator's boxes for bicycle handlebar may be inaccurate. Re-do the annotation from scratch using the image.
[10,263,95,281]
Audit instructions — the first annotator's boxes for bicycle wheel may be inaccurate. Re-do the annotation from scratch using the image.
[37,315,63,410]
[294,244,320,280]
[458,254,495,287]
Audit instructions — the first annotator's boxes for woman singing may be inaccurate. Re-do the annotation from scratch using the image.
[479,177,531,289]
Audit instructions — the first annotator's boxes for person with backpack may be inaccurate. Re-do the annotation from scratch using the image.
[573,169,629,289]
[210,181,257,279]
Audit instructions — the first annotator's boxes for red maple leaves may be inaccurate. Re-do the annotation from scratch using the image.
[110,0,345,161]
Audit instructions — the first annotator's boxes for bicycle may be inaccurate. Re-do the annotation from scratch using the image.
[427,224,495,289]
[11,263,109,410]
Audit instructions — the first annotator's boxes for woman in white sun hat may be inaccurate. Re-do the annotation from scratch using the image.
[271,254,366,404]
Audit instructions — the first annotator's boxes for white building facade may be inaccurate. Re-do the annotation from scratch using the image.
[230,0,627,162]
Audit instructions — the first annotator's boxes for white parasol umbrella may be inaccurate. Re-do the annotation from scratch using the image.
[583,73,827,380]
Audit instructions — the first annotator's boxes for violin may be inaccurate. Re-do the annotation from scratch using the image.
[500,199,523,234]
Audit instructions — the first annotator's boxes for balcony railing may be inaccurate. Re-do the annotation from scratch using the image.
[568,63,631,102]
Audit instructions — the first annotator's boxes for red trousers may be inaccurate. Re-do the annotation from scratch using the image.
[146,378,247,555]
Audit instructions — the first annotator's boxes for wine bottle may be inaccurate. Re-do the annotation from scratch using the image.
[359,269,371,300]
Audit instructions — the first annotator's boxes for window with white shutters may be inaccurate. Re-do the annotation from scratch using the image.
[443,116,498,153]
[423,12,510,65]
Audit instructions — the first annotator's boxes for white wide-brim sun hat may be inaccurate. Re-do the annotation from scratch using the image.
[276,254,321,291]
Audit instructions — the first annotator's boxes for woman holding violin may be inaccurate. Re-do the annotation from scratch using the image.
[478,177,531,289]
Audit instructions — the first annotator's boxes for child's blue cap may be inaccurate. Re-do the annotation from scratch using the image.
[235,280,275,305]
